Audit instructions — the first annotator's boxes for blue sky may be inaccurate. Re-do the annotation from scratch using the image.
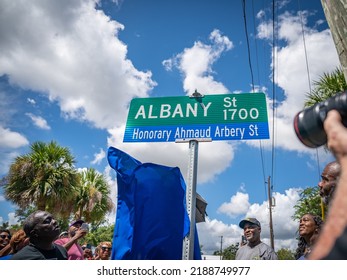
[0,0,340,254]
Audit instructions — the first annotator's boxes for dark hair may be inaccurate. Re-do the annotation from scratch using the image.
[0,229,11,236]
[294,214,323,259]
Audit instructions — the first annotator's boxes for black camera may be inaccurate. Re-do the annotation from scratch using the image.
[294,91,347,148]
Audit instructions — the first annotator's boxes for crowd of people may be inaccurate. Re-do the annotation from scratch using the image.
[229,109,347,260]
[0,211,112,260]
[1,110,347,260]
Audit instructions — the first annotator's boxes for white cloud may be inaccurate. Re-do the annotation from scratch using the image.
[0,212,19,226]
[198,187,301,254]
[27,98,36,105]
[0,0,156,131]
[26,113,51,130]
[248,10,340,153]
[8,212,18,226]
[0,126,29,149]
[91,148,106,165]
[218,192,251,218]
[163,29,233,95]
[105,29,236,185]
[0,150,20,176]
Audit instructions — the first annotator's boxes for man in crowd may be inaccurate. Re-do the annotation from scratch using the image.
[10,210,67,260]
[235,217,278,260]
[54,219,87,260]
[318,161,340,207]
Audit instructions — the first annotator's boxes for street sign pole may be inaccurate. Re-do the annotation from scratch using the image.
[176,137,211,260]
[183,139,198,260]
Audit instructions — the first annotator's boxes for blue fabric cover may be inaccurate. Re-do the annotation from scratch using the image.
[107,146,201,260]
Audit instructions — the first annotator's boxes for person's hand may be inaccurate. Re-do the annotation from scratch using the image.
[74,228,87,239]
[324,110,347,162]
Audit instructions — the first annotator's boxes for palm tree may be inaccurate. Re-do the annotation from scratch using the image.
[75,168,114,223]
[4,141,79,218]
[305,67,347,107]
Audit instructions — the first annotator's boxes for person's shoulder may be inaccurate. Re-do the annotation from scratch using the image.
[54,237,68,245]
[10,245,42,260]
[54,243,68,260]
[259,242,278,259]
[259,242,273,250]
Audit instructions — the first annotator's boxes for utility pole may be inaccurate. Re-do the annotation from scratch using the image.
[267,176,275,250]
[320,0,347,81]
[220,236,223,260]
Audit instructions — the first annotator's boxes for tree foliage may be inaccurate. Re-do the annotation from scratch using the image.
[82,223,114,247]
[292,187,323,221]
[305,67,347,107]
[276,248,295,260]
[3,141,114,226]
[4,141,79,219]
[215,243,240,260]
[74,168,114,223]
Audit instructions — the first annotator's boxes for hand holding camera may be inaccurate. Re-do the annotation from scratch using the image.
[294,91,347,148]
[323,110,347,161]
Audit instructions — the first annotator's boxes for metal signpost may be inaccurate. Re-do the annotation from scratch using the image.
[123,92,269,259]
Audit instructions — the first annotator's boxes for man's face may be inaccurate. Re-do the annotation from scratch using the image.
[318,165,338,205]
[243,223,261,243]
[69,222,82,237]
[32,211,60,240]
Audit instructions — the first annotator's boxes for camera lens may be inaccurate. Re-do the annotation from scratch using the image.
[294,91,347,148]
[294,103,327,148]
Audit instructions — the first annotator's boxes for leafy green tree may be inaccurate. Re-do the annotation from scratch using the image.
[4,141,80,219]
[305,67,347,107]
[276,248,295,260]
[292,187,323,221]
[74,168,114,223]
[221,243,239,260]
[82,223,114,247]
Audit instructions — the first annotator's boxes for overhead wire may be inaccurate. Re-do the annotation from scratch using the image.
[251,0,267,189]
[297,0,321,179]
[270,0,277,190]
[242,0,255,92]
[242,0,267,199]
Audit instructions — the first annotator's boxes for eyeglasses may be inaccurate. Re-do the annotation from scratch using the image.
[0,234,11,239]
[101,246,112,252]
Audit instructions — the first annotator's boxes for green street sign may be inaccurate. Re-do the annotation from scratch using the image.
[123,93,269,142]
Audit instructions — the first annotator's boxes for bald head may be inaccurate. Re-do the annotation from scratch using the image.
[319,161,341,206]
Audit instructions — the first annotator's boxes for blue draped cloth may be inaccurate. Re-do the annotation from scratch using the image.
[107,146,201,260]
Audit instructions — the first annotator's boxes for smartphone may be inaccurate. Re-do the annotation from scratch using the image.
[241,235,247,245]
[80,223,89,232]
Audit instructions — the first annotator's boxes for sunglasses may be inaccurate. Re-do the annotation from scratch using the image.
[0,234,11,239]
[101,246,112,252]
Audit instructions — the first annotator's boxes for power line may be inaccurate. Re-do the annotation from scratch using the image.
[242,0,255,92]
[298,0,321,179]
[270,0,277,185]
[243,0,267,197]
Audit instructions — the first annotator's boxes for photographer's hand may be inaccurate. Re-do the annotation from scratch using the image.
[309,110,347,259]
[324,110,347,162]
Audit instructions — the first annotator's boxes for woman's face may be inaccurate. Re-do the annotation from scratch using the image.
[0,231,11,249]
[299,214,317,238]
[99,244,112,260]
